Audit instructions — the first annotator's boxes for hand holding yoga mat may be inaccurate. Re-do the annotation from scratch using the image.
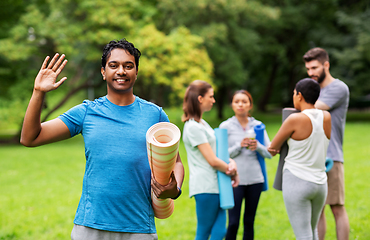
[146,122,181,219]
[214,128,235,210]
[254,124,268,191]
[273,108,299,191]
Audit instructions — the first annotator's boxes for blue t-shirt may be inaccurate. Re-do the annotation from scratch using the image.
[58,96,169,233]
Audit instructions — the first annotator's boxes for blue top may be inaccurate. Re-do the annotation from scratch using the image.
[58,96,169,233]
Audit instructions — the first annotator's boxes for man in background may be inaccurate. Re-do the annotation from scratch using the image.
[303,47,350,240]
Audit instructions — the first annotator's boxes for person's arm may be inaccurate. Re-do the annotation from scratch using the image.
[228,142,243,158]
[151,153,185,199]
[219,123,243,158]
[173,153,184,189]
[20,53,70,147]
[315,100,330,110]
[323,110,332,139]
[256,142,273,159]
[267,114,298,156]
[197,142,239,187]
[197,143,234,173]
[254,129,273,159]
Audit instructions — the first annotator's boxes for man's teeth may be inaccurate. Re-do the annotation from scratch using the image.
[116,79,128,83]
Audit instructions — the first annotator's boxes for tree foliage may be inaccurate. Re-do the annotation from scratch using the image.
[154,0,370,112]
[0,0,213,135]
[154,0,280,115]
[1,0,370,138]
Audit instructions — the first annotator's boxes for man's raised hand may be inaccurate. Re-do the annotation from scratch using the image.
[34,53,68,92]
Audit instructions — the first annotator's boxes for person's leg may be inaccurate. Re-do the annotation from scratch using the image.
[282,170,315,240]
[331,205,349,240]
[242,183,263,240]
[311,183,328,240]
[194,194,225,240]
[326,162,349,240]
[210,207,227,240]
[317,207,327,240]
[225,186,244,240]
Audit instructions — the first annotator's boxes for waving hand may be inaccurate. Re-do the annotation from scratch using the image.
[34,53,68,92]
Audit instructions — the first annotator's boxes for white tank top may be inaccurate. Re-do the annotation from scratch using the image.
[283,109,329,184]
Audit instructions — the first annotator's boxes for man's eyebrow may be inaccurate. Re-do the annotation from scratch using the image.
[108,60,134,64]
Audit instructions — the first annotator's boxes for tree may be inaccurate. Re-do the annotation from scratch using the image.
[330,6,370,105]
[0,0,213,143]
[131,24,213,107]
[153,0,370,113]
[256,0,370,109]
[153,0,280,117]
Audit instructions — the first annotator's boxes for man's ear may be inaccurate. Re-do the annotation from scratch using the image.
[101,67,106,80]
[324,61,330,71]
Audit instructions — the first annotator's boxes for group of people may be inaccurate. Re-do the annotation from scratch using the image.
[20,38,349,240]
[182,82,272,240]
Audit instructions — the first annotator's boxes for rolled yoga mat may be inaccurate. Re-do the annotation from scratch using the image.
[214,128,235,210]
[254,124,268,191]
[146,122,181,219]
[273,108,299,191]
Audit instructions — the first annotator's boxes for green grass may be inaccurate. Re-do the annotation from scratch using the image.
[0,108,369,239]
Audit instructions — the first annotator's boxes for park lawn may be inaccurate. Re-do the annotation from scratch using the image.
[0,109,369,240]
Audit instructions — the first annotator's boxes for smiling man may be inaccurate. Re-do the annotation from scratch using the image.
[20,39,184,240]
[303,47,350,240]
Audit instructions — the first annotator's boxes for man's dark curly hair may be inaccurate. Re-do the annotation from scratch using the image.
[101,38,141,70]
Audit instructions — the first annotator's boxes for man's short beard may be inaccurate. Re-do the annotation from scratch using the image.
[317,70,326,84]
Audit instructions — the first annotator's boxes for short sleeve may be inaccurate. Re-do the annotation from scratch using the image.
[184,121,208,147]
[58,101,88,137]
[159,108,170,122]
[319,81,349,109]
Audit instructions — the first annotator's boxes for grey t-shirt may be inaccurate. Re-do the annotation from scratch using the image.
[319,79,349,162]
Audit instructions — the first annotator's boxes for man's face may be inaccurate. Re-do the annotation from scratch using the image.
[305,60,326,84]
[101,48,138,94]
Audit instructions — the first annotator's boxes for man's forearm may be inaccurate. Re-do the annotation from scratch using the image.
[20,90,45,146]
[174,154,184,188]
[315,100,330,110]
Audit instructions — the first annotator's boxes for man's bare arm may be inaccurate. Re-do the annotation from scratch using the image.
[315,100,330,110]
[20,53,70,147]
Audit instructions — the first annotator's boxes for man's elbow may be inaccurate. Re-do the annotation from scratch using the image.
[20,137,36,147]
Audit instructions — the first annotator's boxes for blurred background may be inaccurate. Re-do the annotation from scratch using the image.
[1,0,370,141]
